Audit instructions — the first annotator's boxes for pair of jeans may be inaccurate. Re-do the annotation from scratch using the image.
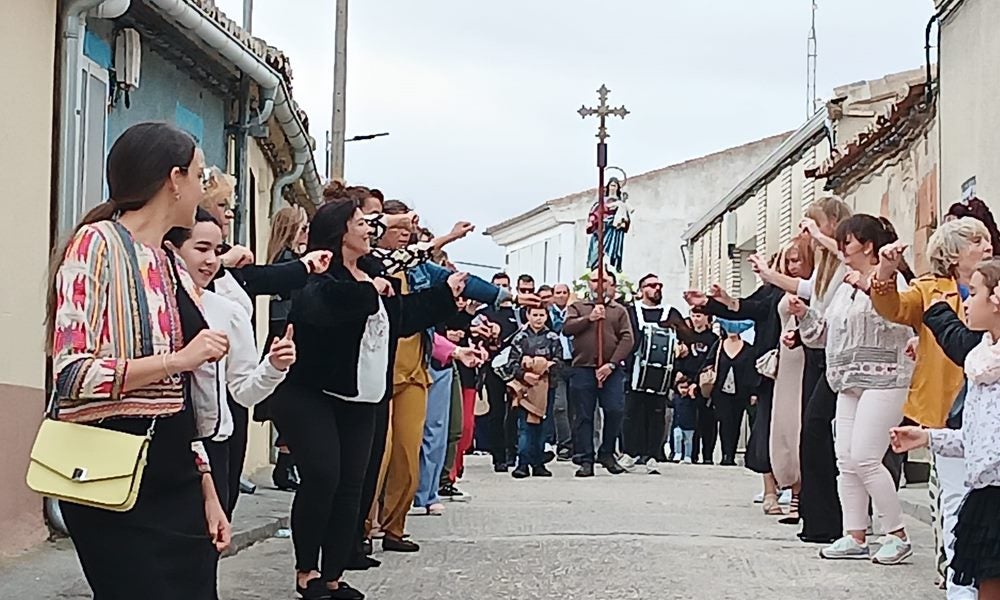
[516,408,545,467]
[271,383,376,582]
[569,367,626,465]
[414,366,453,508]
[623,390,668,461]
[798,349,843,540]
[671,427,695,461]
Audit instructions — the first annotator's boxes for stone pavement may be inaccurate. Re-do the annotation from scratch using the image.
[218,457,944,600]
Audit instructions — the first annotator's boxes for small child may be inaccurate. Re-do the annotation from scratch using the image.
[892,259,1000,596]
[672,375,697,464]
[500,305,564,479]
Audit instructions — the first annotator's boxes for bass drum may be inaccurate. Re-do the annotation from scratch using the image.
[631,325,676,396]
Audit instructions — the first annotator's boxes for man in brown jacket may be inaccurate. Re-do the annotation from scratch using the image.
[563,269,635,477]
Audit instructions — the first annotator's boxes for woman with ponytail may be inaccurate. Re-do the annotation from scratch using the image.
[46,122,230,599]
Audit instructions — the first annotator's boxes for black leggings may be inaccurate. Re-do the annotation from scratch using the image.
[355,396,391,553]
[483,371,511,466]
[692,398,718,463]
[798,349,843,539]
[272,383,376,582]
[714,393,746,463]
[623,390,668,461]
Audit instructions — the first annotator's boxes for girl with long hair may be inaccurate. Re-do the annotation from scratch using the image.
[46,122,229,599]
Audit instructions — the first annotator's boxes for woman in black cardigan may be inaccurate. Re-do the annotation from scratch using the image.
[271,198,464,600]
[685,280,783,512]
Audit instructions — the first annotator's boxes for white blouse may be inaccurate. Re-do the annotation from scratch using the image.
[930,333,1000,489]
[328,300,390,403]
[799,277,914,393]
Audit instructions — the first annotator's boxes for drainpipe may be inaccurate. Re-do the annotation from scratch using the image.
[56,0,106,233]
[147,0,323,207]
[271,161,304,214]
[255,85,275,125]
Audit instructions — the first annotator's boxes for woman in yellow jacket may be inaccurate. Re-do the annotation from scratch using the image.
[870,216,991,588]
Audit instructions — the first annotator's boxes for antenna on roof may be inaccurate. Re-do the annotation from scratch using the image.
[806,1,819,118]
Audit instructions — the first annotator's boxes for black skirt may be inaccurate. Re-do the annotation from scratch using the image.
[951,485,1000,588]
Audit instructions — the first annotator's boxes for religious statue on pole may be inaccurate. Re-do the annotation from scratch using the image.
[586,169,631,272]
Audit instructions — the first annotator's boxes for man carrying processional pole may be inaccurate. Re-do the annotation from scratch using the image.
[562,85,635,478]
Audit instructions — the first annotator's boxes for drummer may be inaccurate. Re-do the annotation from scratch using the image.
[624,273,691,474]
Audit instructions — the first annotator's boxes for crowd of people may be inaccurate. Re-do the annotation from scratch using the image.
[39,120,1000,600]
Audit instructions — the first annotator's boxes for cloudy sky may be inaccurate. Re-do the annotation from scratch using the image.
[217,0,934,271]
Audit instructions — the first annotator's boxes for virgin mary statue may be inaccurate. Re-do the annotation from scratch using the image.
[586,177,631,271]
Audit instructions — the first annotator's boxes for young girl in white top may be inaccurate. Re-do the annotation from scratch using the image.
[893,258,1000,598]
[164,208,297,505]
[790,214,916,565]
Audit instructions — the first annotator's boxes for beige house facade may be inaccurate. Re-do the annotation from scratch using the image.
[684,69,931,295]
[0,0,59,557]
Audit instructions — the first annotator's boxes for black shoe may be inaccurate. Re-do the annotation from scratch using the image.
[439,483,464,498]
[382,535,420,552]
[297,578,332,600]
[598,457,626,475]
[493,463,509,473]
[360,538,373,556]
[575,463,595,478]
[345,554,381,571]
[720,458,737,466]
[557,448,572,461]
[701,459,715,465]
[329,581,365,600]
[511,465,530,479]
[273,453,300,492]
[797,532,838,545]
[542,450,556,464]
[532,465,553,477]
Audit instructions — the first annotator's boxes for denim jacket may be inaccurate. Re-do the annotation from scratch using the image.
[408,262,504,366]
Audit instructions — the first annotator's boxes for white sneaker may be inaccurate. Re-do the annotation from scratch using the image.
[778,489,792,505]
[753,492,765,504]
[872,535,913,565]
[820,535,870,560]
[645,458,661,475]
[682,457,693,464]
[617,453,638,472]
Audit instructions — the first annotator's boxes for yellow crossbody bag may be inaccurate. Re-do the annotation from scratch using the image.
[25,394,154,513]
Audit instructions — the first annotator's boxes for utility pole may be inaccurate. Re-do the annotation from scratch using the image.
[806,1,818,118]
[330,0,348,180]
[242,0,253,33]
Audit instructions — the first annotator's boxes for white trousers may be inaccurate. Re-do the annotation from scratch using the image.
[835,388,907,533]
[936,453,978,600]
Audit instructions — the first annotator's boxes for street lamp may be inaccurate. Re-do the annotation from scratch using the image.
[325,131,390,176]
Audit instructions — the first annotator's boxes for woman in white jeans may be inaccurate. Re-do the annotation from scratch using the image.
[792,214,916,565]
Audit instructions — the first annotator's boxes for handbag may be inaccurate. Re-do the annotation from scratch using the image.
[26,393,154,512]
[699,343,722,398]
[755,348,780,379]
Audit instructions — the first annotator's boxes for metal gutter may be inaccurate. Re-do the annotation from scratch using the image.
[57,0,108,233]
[681,109,829,242]
[146,0,322,207]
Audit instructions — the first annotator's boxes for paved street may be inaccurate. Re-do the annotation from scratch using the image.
[219,457,942,600]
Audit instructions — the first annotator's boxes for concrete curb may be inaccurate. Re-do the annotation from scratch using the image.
[223,513,290,558]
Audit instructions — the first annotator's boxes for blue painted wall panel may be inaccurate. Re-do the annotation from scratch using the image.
[89,19,229,169]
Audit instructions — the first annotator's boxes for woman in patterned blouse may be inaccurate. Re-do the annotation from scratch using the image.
[45,122,231,600]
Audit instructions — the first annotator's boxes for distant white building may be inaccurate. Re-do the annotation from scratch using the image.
[485,134,787,304]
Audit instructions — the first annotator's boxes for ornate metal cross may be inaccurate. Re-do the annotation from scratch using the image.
[577,84,629,143]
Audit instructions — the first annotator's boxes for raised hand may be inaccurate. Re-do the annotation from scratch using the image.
[175,329,229,371]
[787,296,807,318]
[799,217,821,238]
[301,250,333,274]
[446,329,466,343]
[682,290,708,307]
[889,426,929,454]
[877,241,907,280]
[372,277,395,297]
[220,245,254,268]
[453,346,483,368]
[268,325,297,371]
[447,272,469,297]
[515,292,542,308]
[449,221,475,241]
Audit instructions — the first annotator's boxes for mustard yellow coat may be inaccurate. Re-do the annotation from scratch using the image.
[870,275,965,428]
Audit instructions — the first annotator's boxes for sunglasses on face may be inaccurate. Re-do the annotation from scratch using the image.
[517,287,534,294]
[644,282,663,289]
